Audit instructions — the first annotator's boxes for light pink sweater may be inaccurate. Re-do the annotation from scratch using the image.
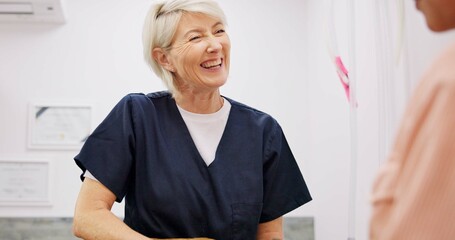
[370,42,455,240]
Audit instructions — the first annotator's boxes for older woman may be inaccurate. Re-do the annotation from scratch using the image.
[72,0,311,239]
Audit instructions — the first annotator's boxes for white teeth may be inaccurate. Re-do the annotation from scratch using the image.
[201,59,222,68]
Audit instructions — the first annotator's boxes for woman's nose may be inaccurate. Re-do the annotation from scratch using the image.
[206,36,222,53]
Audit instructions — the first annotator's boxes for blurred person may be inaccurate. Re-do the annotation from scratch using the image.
[370,0,455,239]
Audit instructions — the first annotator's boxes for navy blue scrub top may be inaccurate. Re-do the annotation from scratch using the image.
[75,91,312,239]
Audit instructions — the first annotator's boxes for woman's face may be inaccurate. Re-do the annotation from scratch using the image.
[415,0,455,31]
[167,13,230,94]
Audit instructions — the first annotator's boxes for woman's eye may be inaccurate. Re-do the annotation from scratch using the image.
[215,29,225,34]
[189,36,201,41]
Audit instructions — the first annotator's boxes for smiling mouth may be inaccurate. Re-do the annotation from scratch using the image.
[201,59,222,69]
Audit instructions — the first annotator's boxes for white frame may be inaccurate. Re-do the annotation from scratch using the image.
[0,158,52,206]
[27,102,91,150]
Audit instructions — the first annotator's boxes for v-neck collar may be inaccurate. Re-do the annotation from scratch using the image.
[170,96,233,169]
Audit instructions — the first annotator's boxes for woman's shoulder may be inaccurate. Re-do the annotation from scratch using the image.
[107,92,172,114]
[225,97,264,114]
[117,91,171,103]
[145,91,172,99]
[225,97,278,125]
[121,91,171,100]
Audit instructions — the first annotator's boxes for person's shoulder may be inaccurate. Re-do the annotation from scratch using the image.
[145,91,172,99]
[112,91,170,109]
[225,96,278,124]
[120,91,170,100]
[123,92,145,99]
[426,42,455,88]
[435,41,455,66]
[120,91,171,103]
[444,41,455,55]
[226,97,265,114]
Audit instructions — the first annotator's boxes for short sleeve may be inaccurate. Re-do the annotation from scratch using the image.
[260,123,312,223]
[74,95,136,202]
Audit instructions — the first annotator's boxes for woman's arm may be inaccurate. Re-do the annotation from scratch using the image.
[73,178,151,240]
[73,178,213,240]
[256,217,284,240]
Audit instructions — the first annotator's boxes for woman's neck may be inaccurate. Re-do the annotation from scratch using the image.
[174,90,224,114]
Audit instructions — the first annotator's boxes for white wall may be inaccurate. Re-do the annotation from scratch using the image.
[2,0,455,239]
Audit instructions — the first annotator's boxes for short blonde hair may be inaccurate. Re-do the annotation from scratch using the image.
[142,0,227,96]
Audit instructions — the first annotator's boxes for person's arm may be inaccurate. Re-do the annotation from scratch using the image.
[73,178,151,240]
[256,217,284,240]
[73,178,213,240]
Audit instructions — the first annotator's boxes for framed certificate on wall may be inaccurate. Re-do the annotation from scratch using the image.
[28,103,91,150]
[0,159,52,206]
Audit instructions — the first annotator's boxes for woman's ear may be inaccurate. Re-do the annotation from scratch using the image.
[152,48,175,72]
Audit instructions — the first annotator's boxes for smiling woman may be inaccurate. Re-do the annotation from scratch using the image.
[71,0,312,239]
[152,13,231,111]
